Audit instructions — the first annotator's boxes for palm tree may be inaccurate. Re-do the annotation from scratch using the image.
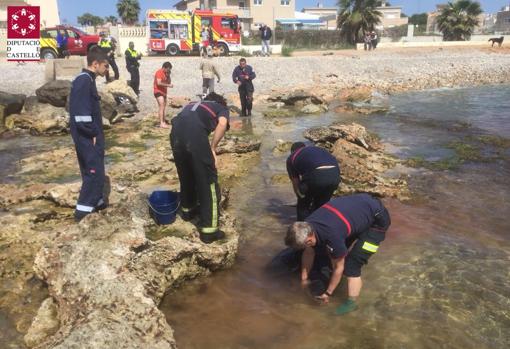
[116,0,140,26]
[437,0,482,41]
[337,0,382,45]
[105,15,118,25]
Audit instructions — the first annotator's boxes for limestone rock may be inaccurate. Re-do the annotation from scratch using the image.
[268,89,325,106]
[24,298,59,348]
[301,104,325,114]
[304,122,381,151]
[169,96,191,109]
[273,139,293,153]
[36,80,71,107]
[102,79,138,104]
[100,80,139,122]
[0,90,26,126]
[216,135,261,155]
[5,103,68,135]
[338,86,373,103]
[263,108,295,118]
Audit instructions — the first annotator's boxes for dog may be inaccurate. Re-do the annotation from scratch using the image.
[488,36,504,47]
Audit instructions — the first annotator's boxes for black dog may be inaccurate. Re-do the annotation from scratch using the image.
[488,36,504,47]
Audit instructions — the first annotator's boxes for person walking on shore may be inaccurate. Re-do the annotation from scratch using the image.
[232,58,256,116]
[153,61,173,128]
[259,24,272,56]
[125,41,141,95]
[285,194,391,315]
[370,31,378,50]
[200,47,220,96]
[170,92,230,243]
[69,47,109,222]
[287,142,341,220]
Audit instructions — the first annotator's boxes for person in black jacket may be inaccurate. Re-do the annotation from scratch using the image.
[259,24,272,56]
[232,58,256,116]
[69,47,109,222]
[125,41,142,95]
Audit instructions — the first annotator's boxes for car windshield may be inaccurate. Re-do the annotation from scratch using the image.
[72,28,88,36]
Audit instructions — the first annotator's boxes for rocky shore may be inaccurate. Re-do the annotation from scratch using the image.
[1,47,510,348]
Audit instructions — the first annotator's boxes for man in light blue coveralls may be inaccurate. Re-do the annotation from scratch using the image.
[69,47,109,222]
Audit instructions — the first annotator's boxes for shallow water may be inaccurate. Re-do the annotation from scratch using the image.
[161,85,510,349]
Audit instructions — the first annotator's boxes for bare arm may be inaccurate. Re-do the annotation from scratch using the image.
[301,246,315,282]
[157,78,172,88]
[290,177,304,198]
[326,256,345,295]
[211,116,228,152]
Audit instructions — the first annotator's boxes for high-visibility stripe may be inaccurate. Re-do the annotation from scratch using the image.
[76,204,94,212]
[201,227,217,233]
[210,183,218,229]
[362,241,379,253]
[75,115,92,122]
[181,206,195,213]
[322,203,352,235]
[291,147,304,164]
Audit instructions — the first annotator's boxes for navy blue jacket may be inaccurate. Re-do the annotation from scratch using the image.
[306,194,385,259]
[259,26,272,40]
[287,146,338,179]
[232,65,256,86]
[69,69,104,146]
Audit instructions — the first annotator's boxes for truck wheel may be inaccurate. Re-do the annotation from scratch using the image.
[41,48,57,60]
[166,44,179,56]
[217,43,229,56]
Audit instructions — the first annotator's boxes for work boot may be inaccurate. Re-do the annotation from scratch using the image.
[199,230,225,244]
[74,210,90,223]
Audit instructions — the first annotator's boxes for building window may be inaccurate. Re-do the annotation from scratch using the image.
[280,0,290,6]
[254,0,262,5]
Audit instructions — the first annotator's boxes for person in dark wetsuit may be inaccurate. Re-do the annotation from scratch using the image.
[285,193,391,315]
[69,47,109,222]
[287,142,341,220]
[170,92,230,243]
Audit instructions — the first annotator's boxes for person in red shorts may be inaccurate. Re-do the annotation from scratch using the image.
[153,62,173,128]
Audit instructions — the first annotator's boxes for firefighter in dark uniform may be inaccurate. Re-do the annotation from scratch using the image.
[170,92,230,243]
[125,41,141,95]
[98,32,119,82]
[69,47,110,222]
[232,58,256,116]
[285,193,391,315]
[287,142,341,220]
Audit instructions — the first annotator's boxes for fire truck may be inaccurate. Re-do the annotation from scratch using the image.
[147,9,241,56]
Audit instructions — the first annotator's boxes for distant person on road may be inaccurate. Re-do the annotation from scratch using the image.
[259,24,272,56]
[69,47,109,222]
[200,26,209,57]
[56,29,69,59]
[287,142,341,220]
[153,61,173,128]
[125,41,142,95]
[371,31,378,50]
[285,194,391,315]
[363,33,372,51]
[208,26,214,48]
[200,47,220,96]
[232,58,256,116]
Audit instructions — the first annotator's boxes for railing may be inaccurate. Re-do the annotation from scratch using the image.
[212,6,251,18]
[118,26,147,38]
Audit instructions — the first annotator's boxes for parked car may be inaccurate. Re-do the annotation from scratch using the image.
[40,26,101,59]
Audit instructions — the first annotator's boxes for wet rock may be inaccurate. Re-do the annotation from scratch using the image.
[103,80,138,104]
[216,135,261,155]
[5,103,68,135]
[263,108,295,118]
[301,104,327,114]
[24,298,59,348]
[28,191,238,348]
[338,86,373,103]
[304,122,381,151]
[0,91,26,126]
[271,173,290,185]
[268,89,325,106]
[169,96,190,109]
[35,80,71,108]
[228,105,241,117]
[273,139,293,153]
[99,80,139,122]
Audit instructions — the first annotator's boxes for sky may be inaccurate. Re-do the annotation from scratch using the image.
[57,0,510,25]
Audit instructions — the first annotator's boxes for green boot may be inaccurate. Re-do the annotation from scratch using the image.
[335,299,358,315]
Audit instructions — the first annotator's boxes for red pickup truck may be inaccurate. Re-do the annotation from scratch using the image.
[40,26,101,59]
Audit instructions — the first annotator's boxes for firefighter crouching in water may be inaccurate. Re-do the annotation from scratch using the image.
[69,47,109,222]
[285,194,391,315]
[98,32,119,82]
[170,92,230,243]
[125,41,141,95]
[287,142,341,221]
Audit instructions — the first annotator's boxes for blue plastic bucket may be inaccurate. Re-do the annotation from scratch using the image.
[148,190,180,225]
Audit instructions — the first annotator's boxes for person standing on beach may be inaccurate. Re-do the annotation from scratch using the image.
[98,32,119,82]
[170,92,230,243]
[153,61,173,128]
[371,31,378,50]
[232,58,256,116]
[69,47,109,222]
[200,47,220,97]
[259,24,272,56]
[125,41,142,95]
[56,29,69,58]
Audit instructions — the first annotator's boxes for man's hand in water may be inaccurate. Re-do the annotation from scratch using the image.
[315,294,330,304]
